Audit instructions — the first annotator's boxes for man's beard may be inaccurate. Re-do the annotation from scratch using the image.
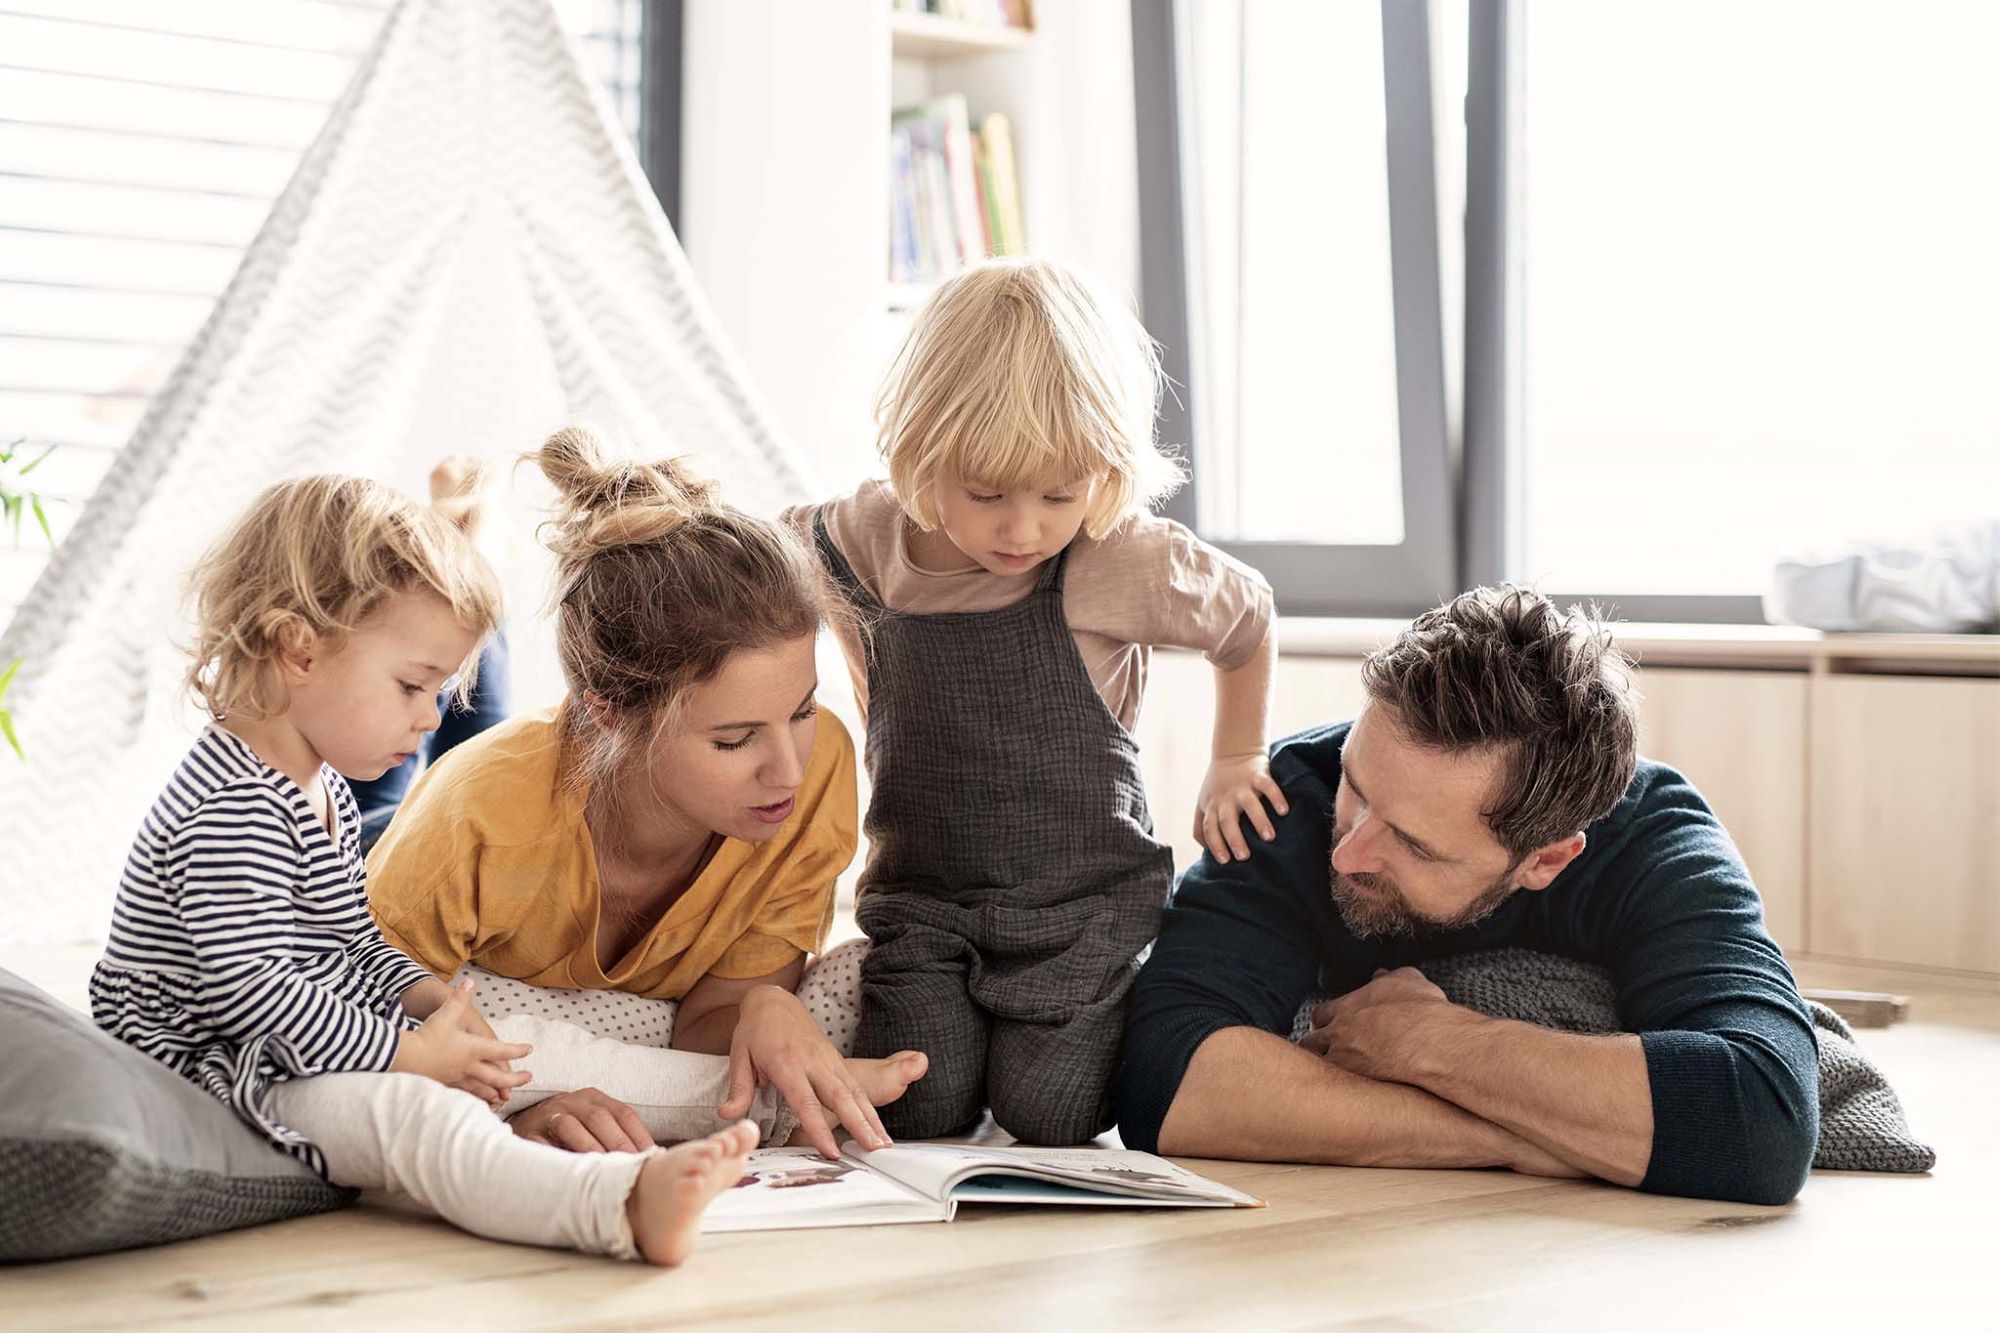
[1328,865,1521,940]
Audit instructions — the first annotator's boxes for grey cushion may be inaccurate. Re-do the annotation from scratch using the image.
[1290,949,1936,1175]
[0,967,350,1263]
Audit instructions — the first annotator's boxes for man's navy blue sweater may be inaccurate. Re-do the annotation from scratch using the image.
[1115,722,1819,1206]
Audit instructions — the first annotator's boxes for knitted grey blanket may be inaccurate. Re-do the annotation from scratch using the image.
[1289,949,1935,1174]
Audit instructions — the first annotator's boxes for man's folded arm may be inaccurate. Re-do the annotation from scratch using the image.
[1606,784,1821,1205]
[1115,847,1568,1174]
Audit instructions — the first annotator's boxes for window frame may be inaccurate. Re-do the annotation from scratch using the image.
[1458,0,1764,624]
[638,0,683,231]
[1132,0,1456,617]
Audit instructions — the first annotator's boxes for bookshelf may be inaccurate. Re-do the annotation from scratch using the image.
[886,7,1034,313]
[890,10,1034,61]
[680,0,1140,490]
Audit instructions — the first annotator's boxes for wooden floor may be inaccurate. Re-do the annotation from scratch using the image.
[4,949,1991,1332]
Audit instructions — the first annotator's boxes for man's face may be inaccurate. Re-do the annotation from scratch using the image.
[1327,702,1527,938]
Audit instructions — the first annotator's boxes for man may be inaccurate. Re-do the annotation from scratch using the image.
[1115,586,1817,1205]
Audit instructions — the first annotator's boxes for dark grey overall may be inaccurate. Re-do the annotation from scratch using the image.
[813,514,1173,1144]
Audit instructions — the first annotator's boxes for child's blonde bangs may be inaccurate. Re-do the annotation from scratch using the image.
[879,259,1184,538]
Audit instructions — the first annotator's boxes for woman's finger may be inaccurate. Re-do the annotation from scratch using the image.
[772,1068,839,1159]
[549,1110,603,1154]
[603,1096,656,1151]
[719,1049,758,1119]
[575,1103,637,1153]
[818,1071,889,1150]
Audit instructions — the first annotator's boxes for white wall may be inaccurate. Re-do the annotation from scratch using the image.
[679,0,1142,491]
[680,0,889,490]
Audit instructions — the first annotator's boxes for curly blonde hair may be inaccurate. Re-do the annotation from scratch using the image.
[184,476,502,721]
[877,258,1185,539]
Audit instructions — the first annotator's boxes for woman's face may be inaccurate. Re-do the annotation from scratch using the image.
[626,634,822,845]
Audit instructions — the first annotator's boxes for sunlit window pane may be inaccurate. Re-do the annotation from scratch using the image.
[1181,0,1404,545]
[1521,1,2000,595]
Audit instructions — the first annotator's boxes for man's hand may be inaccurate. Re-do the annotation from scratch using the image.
[1301,967,1457,1083]
[507,1088,657,1153]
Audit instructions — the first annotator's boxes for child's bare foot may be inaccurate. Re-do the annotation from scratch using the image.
[626,1120,757,1267]
[845,1050,928,1110]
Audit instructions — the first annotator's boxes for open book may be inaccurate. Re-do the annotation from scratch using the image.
[702,1143,1264,1233]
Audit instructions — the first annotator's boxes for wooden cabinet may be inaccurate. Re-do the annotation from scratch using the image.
[1631,668,1809,952]
[1809,675,2000,973]
[1139,645,2000,976]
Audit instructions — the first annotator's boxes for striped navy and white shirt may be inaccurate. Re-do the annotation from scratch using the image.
[91,726,433,1171]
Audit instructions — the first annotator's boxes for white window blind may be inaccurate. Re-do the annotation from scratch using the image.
[0,0,644,622]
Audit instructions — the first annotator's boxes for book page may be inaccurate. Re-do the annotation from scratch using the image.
[700,1148,944,1233]
[848,1144,1261,1207]
[948,1175,1251,1209]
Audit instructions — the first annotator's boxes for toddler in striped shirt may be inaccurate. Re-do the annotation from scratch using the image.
[90,475,752,1265]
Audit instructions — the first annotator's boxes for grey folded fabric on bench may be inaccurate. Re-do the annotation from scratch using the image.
[1288,948,1936,1175]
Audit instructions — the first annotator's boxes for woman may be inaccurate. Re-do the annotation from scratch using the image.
[368,427,925,1159]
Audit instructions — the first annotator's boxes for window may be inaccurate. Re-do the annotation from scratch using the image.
[1141,0,2000,621]
[1135,0,1455,616]
[1513,0,2000,608]
[0,0,649,625]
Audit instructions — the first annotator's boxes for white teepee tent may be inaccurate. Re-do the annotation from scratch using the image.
[0,0,814,943]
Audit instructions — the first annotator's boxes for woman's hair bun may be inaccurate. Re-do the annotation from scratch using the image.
[534,425,719,561]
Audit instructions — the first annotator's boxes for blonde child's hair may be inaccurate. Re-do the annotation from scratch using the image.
[184,475,503,721]
[532,425,837,799]
[877,257,1186,540]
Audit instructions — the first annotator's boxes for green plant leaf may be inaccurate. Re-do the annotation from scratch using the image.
[16,445,54,476]
[29,494,52,546]
[0,708,20,761]
[0,658,19,698]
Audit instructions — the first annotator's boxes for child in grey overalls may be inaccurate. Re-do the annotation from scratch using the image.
[787,259,1283,1145]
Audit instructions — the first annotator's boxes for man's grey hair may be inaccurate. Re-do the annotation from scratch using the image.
[1360,585,1640,858]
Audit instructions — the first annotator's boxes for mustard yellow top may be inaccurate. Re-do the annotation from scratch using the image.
[366,708,857,999]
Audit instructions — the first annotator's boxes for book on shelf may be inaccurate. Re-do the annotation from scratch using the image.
[702,1142,1263,1233]
[889,95,1025,286]
[892,0,1034,29]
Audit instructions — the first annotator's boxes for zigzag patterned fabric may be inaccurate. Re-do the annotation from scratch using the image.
[0,0,814,944]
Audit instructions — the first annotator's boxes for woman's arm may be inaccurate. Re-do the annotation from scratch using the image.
[670,957,806,1053]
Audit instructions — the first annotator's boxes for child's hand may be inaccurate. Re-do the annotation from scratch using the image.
[401,976,512,1104]
[1193,753,1290,865]
[392,982,533,1102]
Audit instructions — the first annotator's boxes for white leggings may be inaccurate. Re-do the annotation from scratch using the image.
[254,940,872,1262]
[263,1071,651,1259]
[463,937,869,1147]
